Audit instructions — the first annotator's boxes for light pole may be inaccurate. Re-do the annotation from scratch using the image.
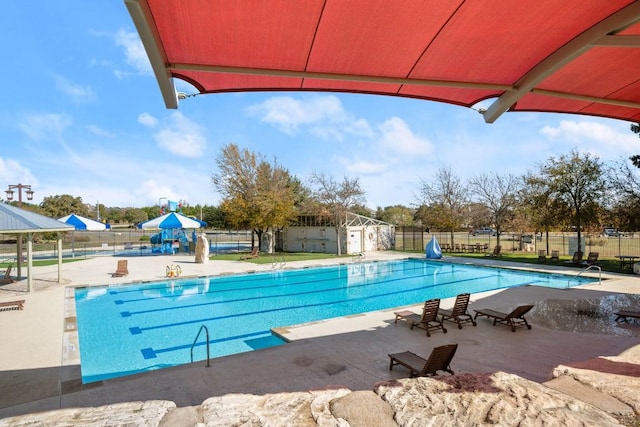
[5,184,34,278]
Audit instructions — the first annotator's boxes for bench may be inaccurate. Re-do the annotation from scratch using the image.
[614,310,640,323]
[0,300,25,311]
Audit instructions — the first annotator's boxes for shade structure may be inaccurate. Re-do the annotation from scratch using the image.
[138,212,203,230]
[58,214,107,231]
[126,0,640,123]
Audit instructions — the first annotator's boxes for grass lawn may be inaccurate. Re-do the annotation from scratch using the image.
[400,250,633,275]
[211,251,352,265]
[1,258,86,268]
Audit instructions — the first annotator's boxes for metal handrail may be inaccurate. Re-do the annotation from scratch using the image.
[190,325,211,367]
[569,264,602,287]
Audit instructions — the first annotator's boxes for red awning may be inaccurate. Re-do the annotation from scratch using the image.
[125,0,640,123]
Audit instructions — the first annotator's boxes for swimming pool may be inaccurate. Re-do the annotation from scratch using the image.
[74,258,597,383]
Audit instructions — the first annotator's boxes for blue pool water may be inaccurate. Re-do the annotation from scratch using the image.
[74,259,596,383]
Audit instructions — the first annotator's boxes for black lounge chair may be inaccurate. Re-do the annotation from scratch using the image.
[614,310,640,323]
[473,305,534,332]
[537,250,547,263]
[439,293,476,329]
[394,299,447,337]
[388,344,458,377]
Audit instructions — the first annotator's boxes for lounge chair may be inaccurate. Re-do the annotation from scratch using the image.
[439,293,476,329]
[0,299,25,311]
[550,250,560,262]
[0,265,14,285]
[537,250,546,263]
[564,251,583,266]
[240,247,259,260]
[585,252,599,266]
[394,299,447,337]
[473,305,534,332]
[614,310,640,323]
[389,344,458,377]
[111,260,129,277]
[485,245,501,257]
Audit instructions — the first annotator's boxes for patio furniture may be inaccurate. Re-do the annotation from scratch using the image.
[439,293,476,329]
[485,245,501,257]
[388,344,458,377]
[473,305,534,332]
[394,299,447,337]
[614,310,640,323]
[550,250,559,262]
[111,260,129,277]
[0,265,14,285]
[538,250,547,263]
[240,247,259,260]
[585,252,599,266]
[0,299,25,311]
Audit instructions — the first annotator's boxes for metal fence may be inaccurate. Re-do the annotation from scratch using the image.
[394,226,640,258]
[0,229,253,261]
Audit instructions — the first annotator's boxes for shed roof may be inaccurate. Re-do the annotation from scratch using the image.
[0,203,74,234]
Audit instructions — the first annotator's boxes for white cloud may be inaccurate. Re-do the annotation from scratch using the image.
[153,112,206,158]
[18,114,72,141]
[86,125,115,138]
[335,155,388,175]
[246,95,373,138]
[114,29,152,76]
[0,158,39,188]
[378,117,433,156]
[540,119,638,159]
[138,112,158,128]
[54,75,95,103]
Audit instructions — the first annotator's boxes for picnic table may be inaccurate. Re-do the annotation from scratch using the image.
[615,255,639,269]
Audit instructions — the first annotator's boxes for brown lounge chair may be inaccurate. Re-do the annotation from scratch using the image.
[0,265,14,285]
[564,251,584,266]
[585,252,599,266]
[111,260,129,277]
[614,310,640,323]
[0,299,25,311]
[485,245,501,257]
[439,293,476,329]
[240,247,259,260]
[473,305,534,332]
[388,344,458,377]
[550,250,560,262]
[394,299,447,337]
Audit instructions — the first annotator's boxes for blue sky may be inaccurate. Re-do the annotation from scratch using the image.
[1,3,639,211]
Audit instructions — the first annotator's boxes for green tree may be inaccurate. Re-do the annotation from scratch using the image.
[468,172,521,248]
[534,149,606,259]
[523,172,569,253]
[417,167,468,246]
[122,208,148,226]
[309,172,365,256]
[375,205,415,226]
[40,194,89,218]
[212,143,298,253]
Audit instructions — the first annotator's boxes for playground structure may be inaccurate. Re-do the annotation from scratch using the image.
[149,228,192,254]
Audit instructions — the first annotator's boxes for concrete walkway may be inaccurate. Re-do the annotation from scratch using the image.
[0,252,638,419]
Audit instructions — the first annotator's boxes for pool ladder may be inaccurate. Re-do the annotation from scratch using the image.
[569,265,602,287]
[190,325,211,367]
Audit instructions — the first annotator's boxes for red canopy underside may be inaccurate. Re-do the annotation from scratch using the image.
[126,0,640,123]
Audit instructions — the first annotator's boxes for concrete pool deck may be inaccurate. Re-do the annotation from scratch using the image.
[0,252,639,419]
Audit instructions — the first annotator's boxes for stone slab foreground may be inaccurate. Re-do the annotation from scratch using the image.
[2,370,637,426]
